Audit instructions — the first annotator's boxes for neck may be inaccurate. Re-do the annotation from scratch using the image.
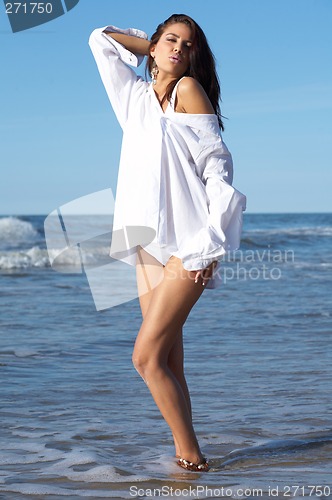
[153,73,177,96]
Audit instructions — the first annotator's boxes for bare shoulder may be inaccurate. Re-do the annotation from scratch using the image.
[176,77,215,115]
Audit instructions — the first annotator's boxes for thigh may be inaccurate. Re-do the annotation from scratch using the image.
[134,255,206,359]
[136,249,185,367]
[136,246,165,317]
[146,255,206,330]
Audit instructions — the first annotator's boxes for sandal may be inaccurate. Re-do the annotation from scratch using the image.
[177,457,209,472]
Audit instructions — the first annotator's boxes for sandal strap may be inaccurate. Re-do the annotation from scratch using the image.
[177,457,209,471]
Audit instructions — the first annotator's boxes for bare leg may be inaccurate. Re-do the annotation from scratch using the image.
[134,249,206,464]
[136,248,192,457]
[167,330,192,456]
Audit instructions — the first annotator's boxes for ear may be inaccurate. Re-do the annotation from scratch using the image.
[150,44,156,58]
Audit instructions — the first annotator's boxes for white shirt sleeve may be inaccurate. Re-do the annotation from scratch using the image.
[200,138,246,251]
[180,129,246,270]
[88,25,148,128]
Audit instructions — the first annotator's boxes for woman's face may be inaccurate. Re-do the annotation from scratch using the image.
[150,22,193,79]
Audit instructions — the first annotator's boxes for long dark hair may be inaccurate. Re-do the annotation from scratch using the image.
[147,14,224,130]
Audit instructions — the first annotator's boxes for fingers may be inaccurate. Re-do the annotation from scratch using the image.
[194,271,201,284]
[194,261,218,286]
[201,267,211,286]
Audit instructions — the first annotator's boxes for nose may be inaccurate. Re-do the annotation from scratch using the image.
[173,46,182,54]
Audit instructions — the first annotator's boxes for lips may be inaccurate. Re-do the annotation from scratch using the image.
[169,56,182,64]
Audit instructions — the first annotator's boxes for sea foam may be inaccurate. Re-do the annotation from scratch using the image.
[0,217,38,247]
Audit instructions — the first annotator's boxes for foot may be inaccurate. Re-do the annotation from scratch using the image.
[177,456,209,472]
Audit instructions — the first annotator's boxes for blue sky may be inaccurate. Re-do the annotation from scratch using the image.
[1,0,331,214]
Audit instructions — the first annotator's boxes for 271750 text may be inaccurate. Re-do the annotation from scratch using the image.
[282,485,331,497]
[5,2,53,14]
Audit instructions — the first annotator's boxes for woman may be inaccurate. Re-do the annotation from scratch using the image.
[89,14,246,472]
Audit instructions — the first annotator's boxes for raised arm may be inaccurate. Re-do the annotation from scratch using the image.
[89,25,149,128]
[104,31,150,57]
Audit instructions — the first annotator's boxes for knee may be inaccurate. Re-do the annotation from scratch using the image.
[132,351,145,377]
[132,350,160,380]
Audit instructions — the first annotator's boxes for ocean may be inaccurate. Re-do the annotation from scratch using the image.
[0,213,331,499]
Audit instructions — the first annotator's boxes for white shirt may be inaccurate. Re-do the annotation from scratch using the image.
[89,26,246,289]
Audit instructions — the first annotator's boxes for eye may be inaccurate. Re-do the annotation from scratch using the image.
[166,37,177,42]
